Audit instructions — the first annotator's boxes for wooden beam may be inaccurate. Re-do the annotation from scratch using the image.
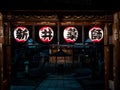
[5,45,11,90]
[5,22,11,90]
[3,14,113,23]
[0,43,3,90]
[113,12,119,90]
[0,13,11,90]
[104,23,110,90]
[0,12,4,90]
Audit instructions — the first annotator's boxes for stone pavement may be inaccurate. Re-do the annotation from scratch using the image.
[35,74,83,90]
[11,74,84,90]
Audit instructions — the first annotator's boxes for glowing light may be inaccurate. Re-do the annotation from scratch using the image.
[89,27,103,42]
[63,26,78,43]
[14,26,29,42]
[39,26,54,42]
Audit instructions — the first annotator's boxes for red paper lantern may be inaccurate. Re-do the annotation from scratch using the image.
[39,26,54,43]
[89,27,103,42]
[63,26,78,43]
[14,26,29,42]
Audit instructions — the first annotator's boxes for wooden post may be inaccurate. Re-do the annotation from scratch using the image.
[104,23,110,90]
[57,18,60,45]
[0,14,11,90]
[3,21,11,90]
[32,25,35,41]
[0,12,4,90]
[113,12,119,90]
[82,24,84,43]
[6,45,11,90]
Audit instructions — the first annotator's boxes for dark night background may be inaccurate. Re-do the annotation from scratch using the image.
[0,0,119,10]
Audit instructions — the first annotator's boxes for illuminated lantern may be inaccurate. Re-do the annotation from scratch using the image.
[89,27,103,42]
[63,26,78,43]
[39,26,54,43]
[14,26,29,42]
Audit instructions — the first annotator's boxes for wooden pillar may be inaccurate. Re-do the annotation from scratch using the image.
[113,12,119,90]
[0,12,4,90]
[3,21,11,90]
[104,23,110,90]
[0,14,11,90]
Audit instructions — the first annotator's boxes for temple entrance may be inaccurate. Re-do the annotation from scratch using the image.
[1,10,118,90]
[9,24,106,90]
[10,39,105,89]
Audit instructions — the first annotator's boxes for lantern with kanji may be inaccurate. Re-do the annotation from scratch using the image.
[63,26,78,43]
[39,26,54,43]
[89,27,103,42]
[14,26,29,42]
